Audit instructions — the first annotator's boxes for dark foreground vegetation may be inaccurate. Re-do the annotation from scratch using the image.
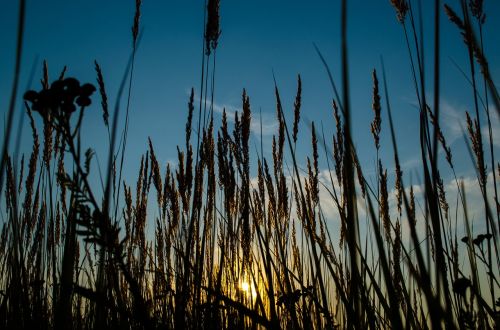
[1,0,499,328]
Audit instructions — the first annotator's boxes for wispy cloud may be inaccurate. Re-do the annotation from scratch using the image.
[193,94,278,137]
[480,107,500,149]
[316,166,496,241]
[440,99,467,144]
[440,99,500,149]
[388,170,498,240]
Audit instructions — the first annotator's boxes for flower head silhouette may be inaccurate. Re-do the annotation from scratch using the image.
[23,77,96,118]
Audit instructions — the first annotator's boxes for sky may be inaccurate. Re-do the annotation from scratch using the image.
[1,0,500,226]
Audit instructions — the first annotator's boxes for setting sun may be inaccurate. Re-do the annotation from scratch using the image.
[239,280,257,298]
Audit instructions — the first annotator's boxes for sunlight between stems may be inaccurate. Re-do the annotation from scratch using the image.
[238,279,257,299]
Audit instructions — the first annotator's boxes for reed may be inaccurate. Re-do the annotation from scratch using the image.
[0,0,499,329]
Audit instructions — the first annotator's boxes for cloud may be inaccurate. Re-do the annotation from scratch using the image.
[440,99,500,149]
[387,170,498,241]
[440,99,467,145]
[480,107,500,149]
[247,154,498,271]
[193,94,278,137]
[316,163,497,246]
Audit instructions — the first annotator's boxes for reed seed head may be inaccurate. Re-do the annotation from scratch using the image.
[205,0,221,55]
[371,69,382,150]
[389,0,409,23]
[94,60,109,127]
[292,75,302,144]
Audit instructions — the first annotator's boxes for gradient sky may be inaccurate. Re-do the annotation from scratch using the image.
[1,0,500,207]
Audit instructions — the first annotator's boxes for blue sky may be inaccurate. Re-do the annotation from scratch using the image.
[1,0,500,203]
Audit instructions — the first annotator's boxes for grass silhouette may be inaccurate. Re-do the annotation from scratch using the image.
[0,0,499,329]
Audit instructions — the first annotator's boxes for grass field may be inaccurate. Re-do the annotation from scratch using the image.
[0,0,499,328]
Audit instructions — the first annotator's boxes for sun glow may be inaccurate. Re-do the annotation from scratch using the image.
[239,280,257,298]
